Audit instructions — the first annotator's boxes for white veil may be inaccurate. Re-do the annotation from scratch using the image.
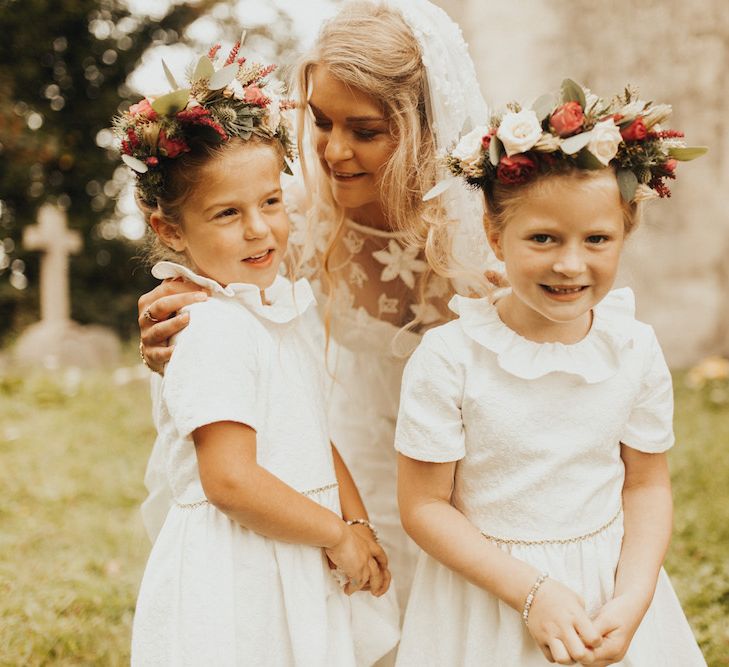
[385,0,502,280]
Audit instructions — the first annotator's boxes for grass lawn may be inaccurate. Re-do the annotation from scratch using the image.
[0,362,727,665]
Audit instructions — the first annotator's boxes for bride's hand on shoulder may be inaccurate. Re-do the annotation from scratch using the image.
[138,279,208,373]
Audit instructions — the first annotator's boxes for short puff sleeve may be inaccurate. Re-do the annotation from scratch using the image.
[395,330,466,462]
[162,300,264,439]
[620,330,674,453]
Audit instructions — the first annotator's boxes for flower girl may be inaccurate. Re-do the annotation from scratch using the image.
[395,80,707,665]
[114,43,398,666]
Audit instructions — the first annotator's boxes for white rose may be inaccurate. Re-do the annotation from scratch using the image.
[587,119,623,165]
[451,125,490,163]
[497,109,542,156]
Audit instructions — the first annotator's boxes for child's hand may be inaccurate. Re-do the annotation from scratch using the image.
[526,578,603,665]
[587,594,645,666]
[349,523,391,597]
[324,523,373,595]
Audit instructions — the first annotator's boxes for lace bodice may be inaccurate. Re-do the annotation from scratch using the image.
[286,183,452,335]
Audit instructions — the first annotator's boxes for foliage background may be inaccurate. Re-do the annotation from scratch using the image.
[0,0,298,343]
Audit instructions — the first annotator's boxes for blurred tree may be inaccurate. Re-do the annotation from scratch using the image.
[0,0,298,342]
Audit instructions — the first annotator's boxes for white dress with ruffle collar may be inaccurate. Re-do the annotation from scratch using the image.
[394,288,706,666]
[132,263,399,666]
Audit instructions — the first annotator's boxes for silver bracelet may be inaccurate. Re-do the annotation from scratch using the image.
[345,518,379,542]
[522,572,549,627]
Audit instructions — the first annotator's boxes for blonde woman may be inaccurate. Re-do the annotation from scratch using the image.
[137,0,497,607]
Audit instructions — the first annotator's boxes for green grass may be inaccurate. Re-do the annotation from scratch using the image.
[0,365,726,665]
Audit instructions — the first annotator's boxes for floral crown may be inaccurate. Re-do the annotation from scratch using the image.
[114,34,296,206]
[445,79,706,202]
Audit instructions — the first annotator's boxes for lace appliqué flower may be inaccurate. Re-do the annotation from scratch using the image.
[372,239,427,289]
[378,293,399,316]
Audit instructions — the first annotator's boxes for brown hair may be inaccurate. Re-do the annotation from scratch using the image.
[483,168,640,237]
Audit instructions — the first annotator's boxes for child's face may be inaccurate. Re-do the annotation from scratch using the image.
[488,171,625,340]
[170,143,289,289]
[308,66,395,222]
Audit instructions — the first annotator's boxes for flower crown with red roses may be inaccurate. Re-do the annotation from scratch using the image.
[445,79,706,202]
[113,34,295,206]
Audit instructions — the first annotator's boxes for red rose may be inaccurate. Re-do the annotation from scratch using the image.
[497,154,537,185]
[620,117,647,141]
[243,85,269,107]
[549,102,584,137]
[481,130,495,150]
[663,158,678,174]
[145,156,159,167]
[157,130,189,158]
[128,98,157,120]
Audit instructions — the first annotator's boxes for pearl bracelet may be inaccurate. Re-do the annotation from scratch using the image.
[522,572,549,627]
[345,518,379,542]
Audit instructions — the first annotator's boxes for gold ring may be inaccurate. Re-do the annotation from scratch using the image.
[143,307,161,323]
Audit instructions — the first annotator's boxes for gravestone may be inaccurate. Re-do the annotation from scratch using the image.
[13,203,121,369]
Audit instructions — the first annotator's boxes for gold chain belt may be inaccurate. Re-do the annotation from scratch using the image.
[175,482,339,509]
[481,507,622,547]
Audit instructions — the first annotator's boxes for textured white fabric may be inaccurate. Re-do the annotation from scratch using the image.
[132,263,399,667]
[394,288,705,666]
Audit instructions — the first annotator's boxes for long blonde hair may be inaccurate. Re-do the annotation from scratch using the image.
[294,0,457,331]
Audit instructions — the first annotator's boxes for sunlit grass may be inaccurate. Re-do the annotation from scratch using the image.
[0,366,726,664]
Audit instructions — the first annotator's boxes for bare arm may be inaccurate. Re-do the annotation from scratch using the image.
[332,444,391,596]
[138,279,209,372]
[194,421,373,590]
[398,454,602,665]
[591,446,672,665]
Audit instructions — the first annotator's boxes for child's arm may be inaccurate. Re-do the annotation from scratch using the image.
[331,444,391,597]
[590,446,672,665]
[194,420,373,593]
[398,454,603,665]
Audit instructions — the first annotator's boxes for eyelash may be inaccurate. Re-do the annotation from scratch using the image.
[313,119,379,140]
[530,234,610,245]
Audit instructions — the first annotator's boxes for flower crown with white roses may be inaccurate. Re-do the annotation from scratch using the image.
[113,34,295,206]
[446,79,707,202]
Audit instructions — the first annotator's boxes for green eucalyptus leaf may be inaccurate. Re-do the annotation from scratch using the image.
[208,64,238,90]
[560,131,592,155]
[161,59,179,90]
[489,135,503,166]
[561,78,586,109]
[577,148,605,170]
[668,146,709,161]
[532,93,557,122]
[616,169,639,202]
[192,56,215,82]
[151,89,191,115]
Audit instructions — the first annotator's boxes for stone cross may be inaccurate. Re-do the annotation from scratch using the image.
[23,203,82,324]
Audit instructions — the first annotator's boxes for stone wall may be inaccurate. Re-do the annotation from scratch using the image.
[440,0,729,366]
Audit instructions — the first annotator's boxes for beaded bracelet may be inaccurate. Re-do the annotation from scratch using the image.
[522,572,549,627]
[346,518,379,542]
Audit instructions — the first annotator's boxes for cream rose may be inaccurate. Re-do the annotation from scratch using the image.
[587,119,623,165]
[451,125,490,163]
[497,110,542,156]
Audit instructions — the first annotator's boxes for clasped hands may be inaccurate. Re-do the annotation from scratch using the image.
[527,579,645,666]
[325,522,391,597]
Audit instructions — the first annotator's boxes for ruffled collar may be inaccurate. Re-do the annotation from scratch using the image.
[448,287,637,383]
[152,262,316,324]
